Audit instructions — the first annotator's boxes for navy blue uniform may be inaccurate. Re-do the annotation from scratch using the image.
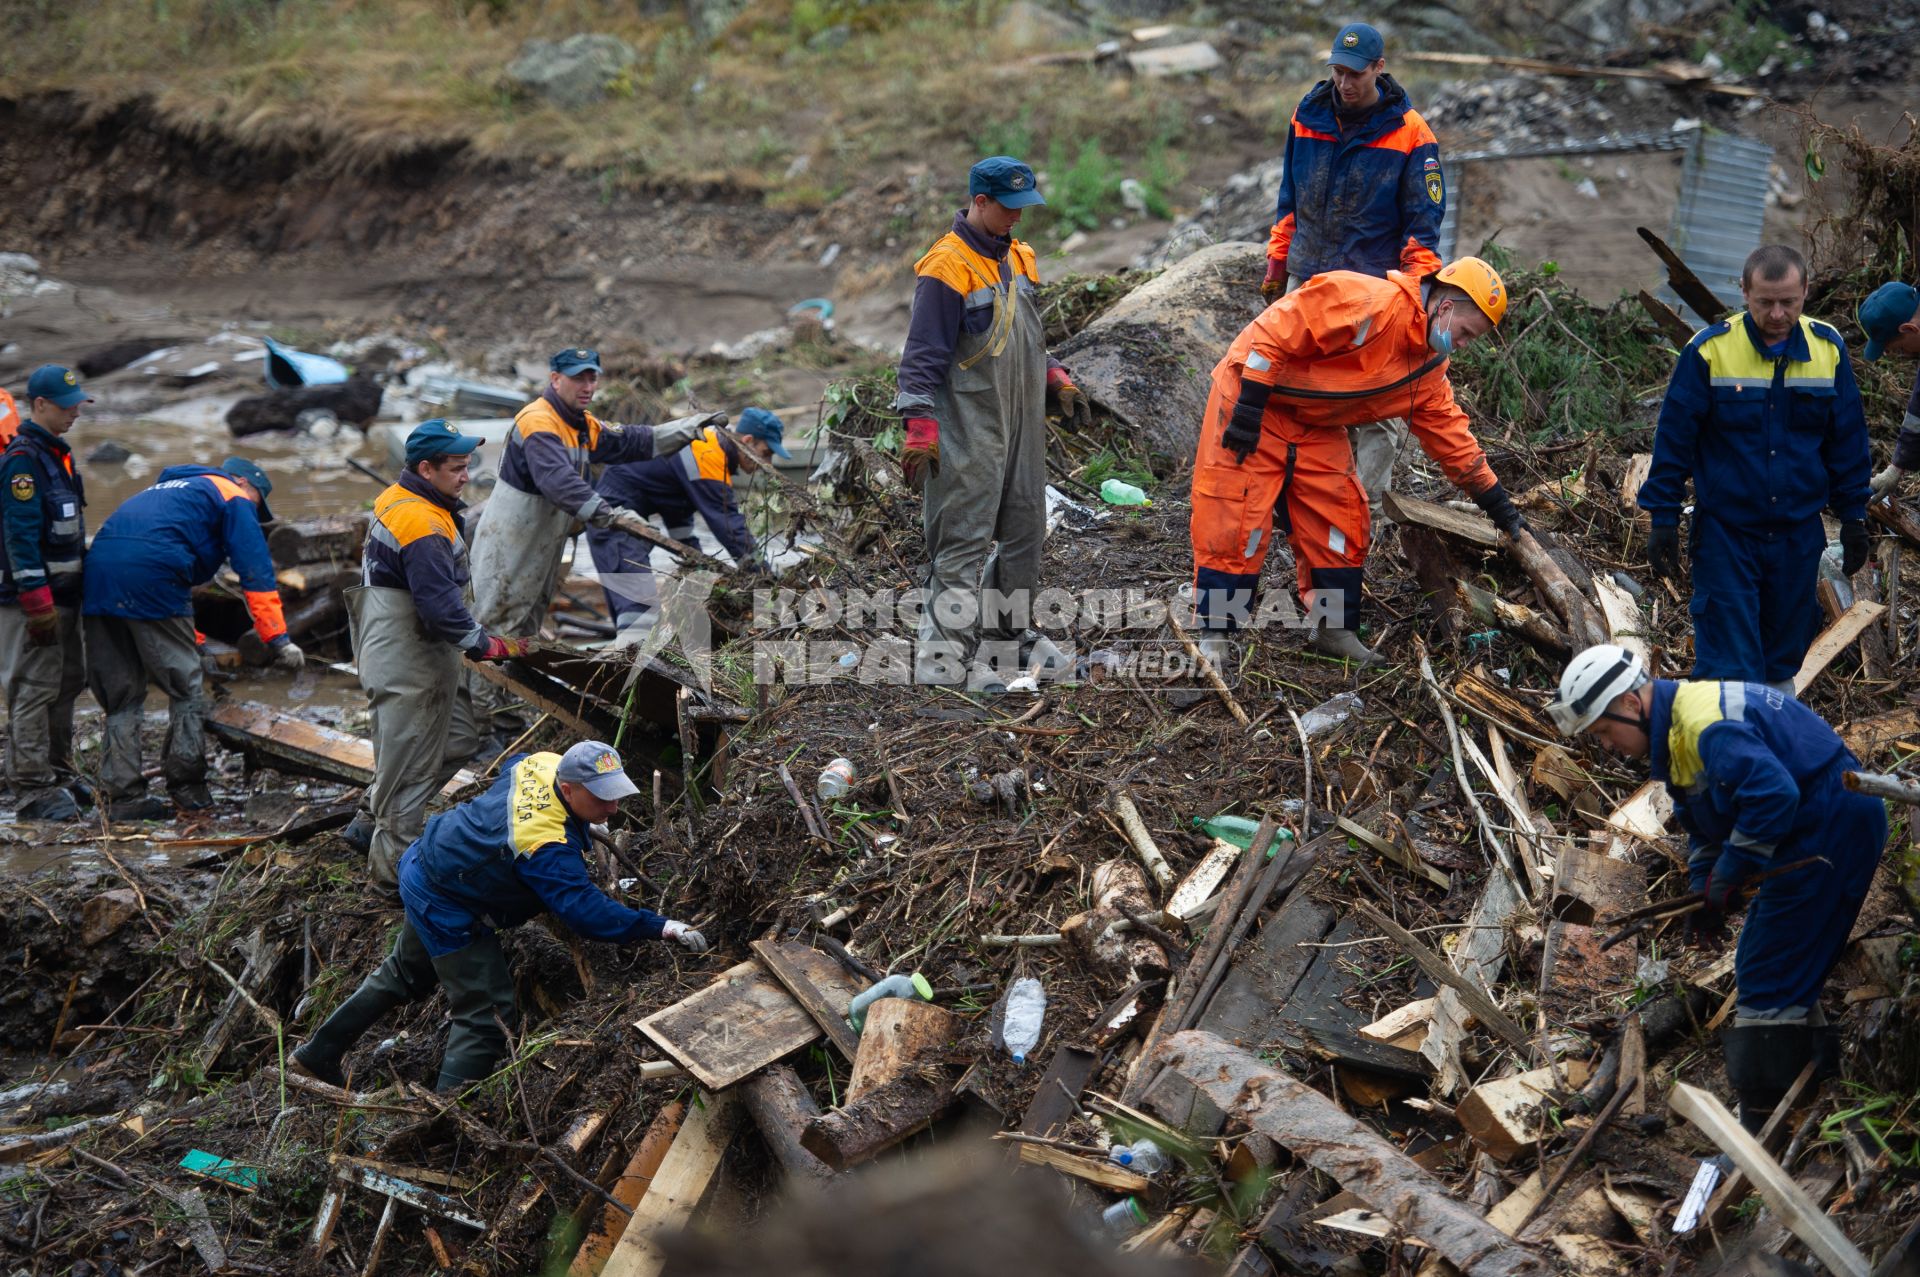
[0,421,86,607]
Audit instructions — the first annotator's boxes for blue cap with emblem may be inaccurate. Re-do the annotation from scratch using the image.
[549,347,603,376]
[1328,21,1385,71]
[556,739,640,800]
[405,418,487,467]
[219,456,276,524]
[25,365,94,410]
[1859,281,1919,362]
[968,156,1046,210]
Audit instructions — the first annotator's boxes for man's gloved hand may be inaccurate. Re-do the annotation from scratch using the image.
[604,507,650,536]
[1702,851,1752,916]
[1683,907,1729,947]
[472,636,533,662]
[1261,258,1287,302]
[662,920,709,953]
[1871,463,1905,498]
[1648,523,1683,582]
[1841,519,1869,576]
[1471,481,1527,537]
[1222,399,1264,465]
[1046,368,1092,431]
[18,586,57,647]
[901,416,940,492]
[270,637,306,671]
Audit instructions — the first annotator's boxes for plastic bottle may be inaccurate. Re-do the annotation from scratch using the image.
[1192,814,1297,859]
[1099,479,1151,507]
[1100,1197,1150,1233]
[1298,691,1362,739]
[1001,976,1047,1064]
[1817,542,1855,610]
[817,757,856,800]
[847,972,934,1032]
[1107,1139,1169,1175]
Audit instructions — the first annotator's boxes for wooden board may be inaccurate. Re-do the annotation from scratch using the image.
[1457,1062,1594,1162]
[601,1092,742,1277]
[1601,781,1672,861]
[1336,816,1450,889]
[1383,491,1500,548]
[1841,706,1920,762]
[637,947,867,1090]
[1020,1045,1099,1138]
[1167,841,1241,922]
[1015,1142,1149,1193]
[1593,574,1648,665]
[1550,846,1646,925]
[1792,600,1887,696]
[749,939,860,1063]
[207,701,474,796]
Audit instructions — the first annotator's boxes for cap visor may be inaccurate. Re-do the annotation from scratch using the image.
[768,438,793,458]
[452,433,487,453]
[1863,337,1886,362]
[254,499,276,524]
[557,362,602,375]
[583,771,640,801]
[50,390,91,408]
[1328,51,1372,70]
[998,188,1046,209]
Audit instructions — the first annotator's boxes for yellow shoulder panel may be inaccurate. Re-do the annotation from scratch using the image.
[1666,681,1731,788]
[508,752,570,856]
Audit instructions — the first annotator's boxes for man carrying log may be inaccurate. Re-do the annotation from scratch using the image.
[1547,643,1886,1130]
[292,740,710,1093]
[1189,257,1525,665]
[1638,244,1870,691]
[1858,281,1920,499]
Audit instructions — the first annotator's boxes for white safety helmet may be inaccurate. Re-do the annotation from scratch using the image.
[1548,644,1649,735]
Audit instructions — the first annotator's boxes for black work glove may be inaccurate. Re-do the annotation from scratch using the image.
[1221,380,1272,465]
[1648,523,1683,582]
[1840,519,1869,576]
[1683,907,1728,947]
[1472,481,1527,537]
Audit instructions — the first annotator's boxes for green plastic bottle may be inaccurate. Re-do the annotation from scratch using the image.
[1193,814,1295,858]
[1099,479,1151,506]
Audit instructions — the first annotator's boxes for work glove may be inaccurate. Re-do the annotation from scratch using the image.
[1840,519,1869,576]
[1046,368,1092,431]
[901,416,940,492]
[662,920,709,953]
[1222,398,1264,465]
[270,637,306,671]
[1682,907,1729,947]
[1647,523,1683,583]
[648,410,728,458]
[1871,463,1905,498]
[1261,258,1288,303]
[472,635,533,662]
[18,586,57,648]
[1701,850,1754,917]
[1471,481,1527,537]
[608,508,655,538]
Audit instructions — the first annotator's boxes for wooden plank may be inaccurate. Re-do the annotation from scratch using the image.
[1351,903,1531,1056]
[1601,780,1672,861]
[206,701,475,795]
[1167,841,1240,923]
[1550,846,1646,925]
[1839,706,1920,762]
[1359,998,1434,1050]
[1636,226,1736,321]
[1383,491,1500,547]
[1020,1045,1099,1137]
[637,949,867,1090]
[1423,868,1523,1098]
[465,657,600,738]
[1337,816,1450,889]
[750,939,860,1063]
[1593,574,1648,665]
[1668,1082,1869,1277]
[1636,291,1695,347]
[1792,599,1887,696]
[600,1092,742,1277]
[344,1163,487,1230]
[329,1154,477,1193]
[1405,50,1764,98]
[1015,1141,1149,1192]
[569,1101,686,1277]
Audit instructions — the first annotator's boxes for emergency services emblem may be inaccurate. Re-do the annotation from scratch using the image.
[1010,173,1027,190]
[1426,172,1444,205]
[63,370,77,386]
[9,474,33,501]
[593,750,621,774]
[1342,30,1359,46]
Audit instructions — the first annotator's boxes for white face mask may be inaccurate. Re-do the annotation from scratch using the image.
[1428,304,1455,356]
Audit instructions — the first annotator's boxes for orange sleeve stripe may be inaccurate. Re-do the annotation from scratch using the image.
[1294,125,1339,144]
[204,474,250,502]
[1362,123,1425,154]
[244,589,289,643]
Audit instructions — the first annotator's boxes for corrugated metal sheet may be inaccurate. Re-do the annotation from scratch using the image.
[1658,130,1774,324]
[1436,161,1462,261]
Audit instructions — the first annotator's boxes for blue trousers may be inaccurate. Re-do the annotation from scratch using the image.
[1688,514,1825,683]
[1734,779,1885,1022]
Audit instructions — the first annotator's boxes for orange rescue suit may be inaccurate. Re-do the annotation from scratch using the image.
[1189,269,1497,630]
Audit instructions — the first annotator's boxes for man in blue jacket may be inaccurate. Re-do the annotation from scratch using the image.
[585,408,782,631]
[83,457,303,820]
[1,366,93,821]
[1262,22,1446,518]
[1639,245,1871,689]
[292,740,710,1093]
[1548,644,1885,1129]
[1856,281,1920,498]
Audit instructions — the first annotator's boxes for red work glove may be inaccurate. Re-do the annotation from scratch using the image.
[472,636,533,662]
[18,586,57,647]
[1261,258,1288,302]
[1046,367,1092,431]
[901,416,940,492]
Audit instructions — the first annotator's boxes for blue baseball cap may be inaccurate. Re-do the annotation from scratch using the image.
[556,740,640,800]
[405,418,487,467]
[734,407,791,459]
[1329,22,1385,71]
[1859,281,1919,361]
[220,456,276,523]
[25,365,93,409]
[549,347,602,376]
[968,156,1046,210]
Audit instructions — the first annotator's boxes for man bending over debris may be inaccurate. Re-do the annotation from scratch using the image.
[585,406,781,634]
[1858,280,1920,498]
[293,740,710,1094]
[1189,257,1525,666]
[466,346,722,733]
[341,420,534,896]
[82,457,302,820]
[1639,244,1870,691]
[895,156,1090,694]
[1549,643,1885,1131]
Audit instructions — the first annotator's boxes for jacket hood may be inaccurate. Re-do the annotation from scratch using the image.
[1300,72,1414,135]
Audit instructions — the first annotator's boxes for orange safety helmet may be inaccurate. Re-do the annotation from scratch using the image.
[1434,256,1508,326]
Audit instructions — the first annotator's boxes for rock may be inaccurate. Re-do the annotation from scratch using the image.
[805,23,851,51]
[995,0,1088,50]
[80,889,142,947]
[506,34,639,110]
[77,338,183,379]
[685,0,752,40]
[226,376,383,437]
[1119,178,1150,213]
[86,441,133,465]
[1125,41,1224,77]
[1079,0,1186,18]
[1054,241,1265,463]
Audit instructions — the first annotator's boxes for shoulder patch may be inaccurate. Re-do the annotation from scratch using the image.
[1425,172,1444,205]
[10,473,34,501]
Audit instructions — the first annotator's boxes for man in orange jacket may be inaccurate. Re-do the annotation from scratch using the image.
[1190,258,1523,665]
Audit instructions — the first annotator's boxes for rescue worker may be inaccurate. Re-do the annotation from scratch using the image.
[1639,244,1871,690]
[1857,281,1920,497]
[83,457,303,819]
[895,156,1091,693]
[585,407,783,633]
[1190,258,1524,665]
[1548,644,1884,1130]
[1,366,92,821]
[346,420,534,895]
[1262,22,1447,519]
[466,347,719,730]
[291,740,710,1093]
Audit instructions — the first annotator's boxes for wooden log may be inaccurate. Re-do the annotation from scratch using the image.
[739,1065,835,1184]
[1157,1032,1551,1277]
[1400,525,1468,642]
[227,375,382,436]
[268,513,371,568]
[1112,789,1176,888]
[1636,227,1734,323]
[1457,579,1570,655]
[1166,607,1251,726]
[1384,491,1500,547]
[600,1093,741,1277]
[1844,771,1920,806]
[1015,1142,1149,1192]
[749,939,860,1063]
[1792,600,1887,695]
[847,998,957,1101]
[499,1109,608,1230]
[569,1102,686,1277]
[1456,1063,1593,1162]
[1667,1082,1870,1277]
[1507,529,1607,651]
[800,1069,957,1171]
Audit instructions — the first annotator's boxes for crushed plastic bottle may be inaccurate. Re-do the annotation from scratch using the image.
[1298,691,1362,739]
[1192,814,1296,859]
[848,972,933,1032]
[1100,1197,1150,1233]
[1001,976,1047,1065]
[817,758,856,800]
[1818,542,1855,610]
[1099,479,1151,507]
[1106,1139,1169,1175]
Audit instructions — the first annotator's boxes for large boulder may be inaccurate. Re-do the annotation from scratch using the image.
[1056,242,1265,467]
[507,34,639,109]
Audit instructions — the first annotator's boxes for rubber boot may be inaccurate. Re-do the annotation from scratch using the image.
[1016,630,1073,682]
[17,788,80,822]
[292,980,411,1088]
[1723,1023,1813,1132]
[338,810,374,856]
[108,796,174,822]
[1310,624,1383,667]
[1812,1025,1842,1084]
[168,782,215,812]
